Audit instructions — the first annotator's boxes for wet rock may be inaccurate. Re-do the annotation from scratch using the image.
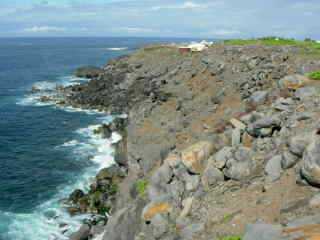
[281,151,300,169]
[69,189,85,204]
[301,133,320,186]
[94,124,112,139]
[181,141,214,174]
[69,224,91,240]
[243,223,282,240]
[224,147,256,181]
[201,164,224,188]
[96,165,125,182]
[75,66,103,78]
[278,74,309,90]
[265,155,282,182]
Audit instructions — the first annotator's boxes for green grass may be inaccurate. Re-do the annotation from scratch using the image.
[307,71,320,80]
[224,37,320,57]
[219,236,242,240]
[135,179,148,197]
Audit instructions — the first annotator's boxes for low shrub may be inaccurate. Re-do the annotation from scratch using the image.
[308,71,320,80]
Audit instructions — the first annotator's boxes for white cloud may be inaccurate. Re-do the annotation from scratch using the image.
[23,25,66,33]
[114,27,157,34]
[209,29,241,36]
[151,1,207,11]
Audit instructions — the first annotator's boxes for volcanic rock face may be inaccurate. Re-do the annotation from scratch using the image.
[64,44,320,240]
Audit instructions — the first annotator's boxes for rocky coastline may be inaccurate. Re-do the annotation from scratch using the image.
[35,42,320,240]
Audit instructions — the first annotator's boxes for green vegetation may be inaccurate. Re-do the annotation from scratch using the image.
[108,183,118,195]
[223,213,233,223]
[219,236,242,240]
[307,71,320,80]
[136,179,149,197]
[224,37,320,57]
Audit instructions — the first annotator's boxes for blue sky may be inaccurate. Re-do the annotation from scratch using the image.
[0,0,319,39]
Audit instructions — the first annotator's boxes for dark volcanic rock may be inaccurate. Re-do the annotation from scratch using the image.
[75,66,103,78]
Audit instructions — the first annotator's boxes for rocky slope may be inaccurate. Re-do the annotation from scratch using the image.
[61,43,320,240]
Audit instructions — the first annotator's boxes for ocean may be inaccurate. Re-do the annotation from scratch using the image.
[0,37,198,240]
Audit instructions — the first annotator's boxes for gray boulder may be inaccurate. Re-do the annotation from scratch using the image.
[278,74,308,90]
[70,224,91,240]
[247,115,281,137]
[288,133,310,157]
[102,200,144,240]
[249,91,268,105]
[212,146,233,169]
[243,223,282,240]
[201,164,224,189]
[281,151,299,169]
[224,147,256,181]
[295,87,318,100]
[301,133,320,186]
[265,155,282,182]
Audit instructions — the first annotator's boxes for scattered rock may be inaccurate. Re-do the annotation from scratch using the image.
[243,223,282,240]
[69,224,91,240]
[279,74,309,90]
[230,118,246,130]
[301,133,320,186]
[181,141,214,174]
[201,164,224,188]
[75,66,103,78]
[288,134,310,157]
[212,146,233,170]
[103,200,145,240]
[265,155,282,182]
[142,200,172,222]
[281,151,300,169]
[309,194,320,208]
[295,86,317,100]
[249,90,268,105]
[224,147,256,181]
[247,115,281,137]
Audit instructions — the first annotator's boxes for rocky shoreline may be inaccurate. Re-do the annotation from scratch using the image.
[35,42,320,240]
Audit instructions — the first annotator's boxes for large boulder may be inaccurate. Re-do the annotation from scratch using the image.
[201,164,224,189]
[211,146,233,169]
[224,147,256,181]
[247,115,281,137]
[288,133,310,157]
[265,155,282,182]
[181,141,214,174]
[142,199,172,222]
[301,133,320,186]
[243,223,282,240]
[69,224,91,240]
[278,74,309,90]
[102,200,145,240]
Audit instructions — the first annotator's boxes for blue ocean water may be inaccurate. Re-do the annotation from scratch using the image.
[0,37,198,240]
